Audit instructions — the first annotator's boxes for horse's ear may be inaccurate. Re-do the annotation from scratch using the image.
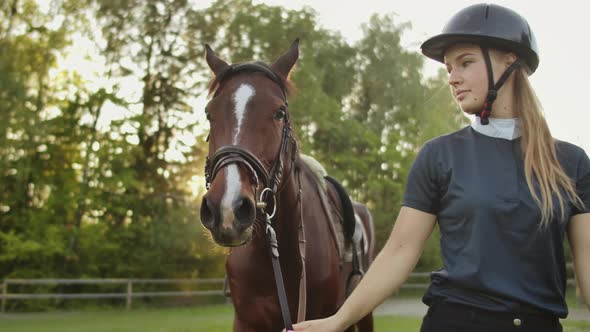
[205,44,230,76]
[271,38,299,78]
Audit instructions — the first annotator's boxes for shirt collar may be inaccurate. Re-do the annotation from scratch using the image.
[471,116,521,140]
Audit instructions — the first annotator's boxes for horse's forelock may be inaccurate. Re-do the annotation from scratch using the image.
[206,62,294,98]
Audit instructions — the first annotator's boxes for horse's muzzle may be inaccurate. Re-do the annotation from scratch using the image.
[200,194,256,245]
[200,196,219,231]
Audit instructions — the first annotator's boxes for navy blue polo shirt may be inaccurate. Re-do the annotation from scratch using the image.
[403,125,590,317]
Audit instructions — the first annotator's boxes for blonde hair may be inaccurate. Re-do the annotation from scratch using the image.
[513,68,585,226]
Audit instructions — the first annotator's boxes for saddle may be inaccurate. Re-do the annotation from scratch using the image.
[298,155,367,272]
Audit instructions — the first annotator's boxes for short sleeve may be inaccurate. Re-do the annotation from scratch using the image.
[573,149,590,215]
[403,142,442,215]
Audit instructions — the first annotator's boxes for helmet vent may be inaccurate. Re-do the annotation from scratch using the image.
[484,5,490,19]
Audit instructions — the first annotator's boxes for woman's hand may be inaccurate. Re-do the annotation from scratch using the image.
[283,316,344,332]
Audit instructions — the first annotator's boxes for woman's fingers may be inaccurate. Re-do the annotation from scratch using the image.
[281,320,316,331]
[292,321,312,330]
[284,318,340,332]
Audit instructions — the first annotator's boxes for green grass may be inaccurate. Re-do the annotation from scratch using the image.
[0,305,234,332]
[0,304,588,332]
[375,315,422,331]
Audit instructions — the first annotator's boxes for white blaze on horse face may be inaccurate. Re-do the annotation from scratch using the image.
[221,165,241,229]
[220,84,255,229]
[231,84,255,144]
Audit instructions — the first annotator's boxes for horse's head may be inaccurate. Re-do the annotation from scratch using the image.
[200,40,299,247]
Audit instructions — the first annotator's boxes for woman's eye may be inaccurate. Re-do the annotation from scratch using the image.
[462,61,472,67]
[274,108,286,120]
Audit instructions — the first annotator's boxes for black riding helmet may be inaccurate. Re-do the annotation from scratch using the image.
[421,4,539,124]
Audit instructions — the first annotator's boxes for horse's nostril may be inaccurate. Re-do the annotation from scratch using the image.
[200,197,216,229]
[234,197,255,225]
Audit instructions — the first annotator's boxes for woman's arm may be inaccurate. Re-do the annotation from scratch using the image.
[291,206,436,331]
[567,213,590,310]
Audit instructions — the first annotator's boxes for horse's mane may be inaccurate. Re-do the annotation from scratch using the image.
[207,61,294,97]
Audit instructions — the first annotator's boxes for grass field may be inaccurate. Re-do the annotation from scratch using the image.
[0,304,589,332]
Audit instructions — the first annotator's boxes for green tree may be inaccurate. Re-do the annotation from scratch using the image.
[85,0,225,278]
[0,0,468,291]
[0,0,80,279]
[321,14,468,250]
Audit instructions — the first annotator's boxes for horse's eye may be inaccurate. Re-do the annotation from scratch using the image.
[274,107,286,121]
[205,110,211,121]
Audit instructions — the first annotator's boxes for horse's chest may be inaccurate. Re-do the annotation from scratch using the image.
[226,248,285,299]
[232,292,283,330]
[227,258,283,330]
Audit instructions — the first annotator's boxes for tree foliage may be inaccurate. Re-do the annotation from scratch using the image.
[0,0,468,306]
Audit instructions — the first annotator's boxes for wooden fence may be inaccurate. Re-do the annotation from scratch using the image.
[0,278,225,312]
[0,266,580,312]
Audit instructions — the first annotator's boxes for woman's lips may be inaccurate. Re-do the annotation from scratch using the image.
[455,90,469,100]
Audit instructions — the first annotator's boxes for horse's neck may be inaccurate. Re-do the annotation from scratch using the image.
[252,172,301,257]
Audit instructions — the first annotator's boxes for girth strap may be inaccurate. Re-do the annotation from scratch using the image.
[296,168,307,323]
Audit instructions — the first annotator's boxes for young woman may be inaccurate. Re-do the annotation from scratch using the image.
[288,3,590,332]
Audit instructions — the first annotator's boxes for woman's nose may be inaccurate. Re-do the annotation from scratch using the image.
[448,70,461,86]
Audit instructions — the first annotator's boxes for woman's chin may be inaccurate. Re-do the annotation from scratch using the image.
[458,103,482,115]
[462,109,479,115]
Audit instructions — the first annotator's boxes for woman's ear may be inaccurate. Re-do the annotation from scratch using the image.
[505,52,518,65]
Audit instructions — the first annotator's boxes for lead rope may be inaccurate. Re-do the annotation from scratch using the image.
[260,188,294,331]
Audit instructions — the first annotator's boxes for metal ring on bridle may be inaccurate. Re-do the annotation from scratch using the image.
[259,187,277,219]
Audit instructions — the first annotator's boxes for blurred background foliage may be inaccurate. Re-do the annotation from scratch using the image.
[0,0,466,300]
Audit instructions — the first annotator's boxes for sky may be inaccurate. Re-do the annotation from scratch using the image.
[241,0,589,154]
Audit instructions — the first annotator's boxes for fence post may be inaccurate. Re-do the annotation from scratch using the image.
[126,279,133,310]
[1,280,7,313]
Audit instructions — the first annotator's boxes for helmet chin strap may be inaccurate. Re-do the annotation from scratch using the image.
[479,47,521,125]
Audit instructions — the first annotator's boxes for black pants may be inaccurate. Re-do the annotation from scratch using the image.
[419,300,563,332]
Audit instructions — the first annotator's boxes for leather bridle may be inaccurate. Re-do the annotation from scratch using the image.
[204,62,298,214]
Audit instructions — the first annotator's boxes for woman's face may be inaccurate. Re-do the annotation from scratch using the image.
[444,44,512,115]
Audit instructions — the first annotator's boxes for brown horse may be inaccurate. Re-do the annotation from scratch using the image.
[200,39,375,332]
